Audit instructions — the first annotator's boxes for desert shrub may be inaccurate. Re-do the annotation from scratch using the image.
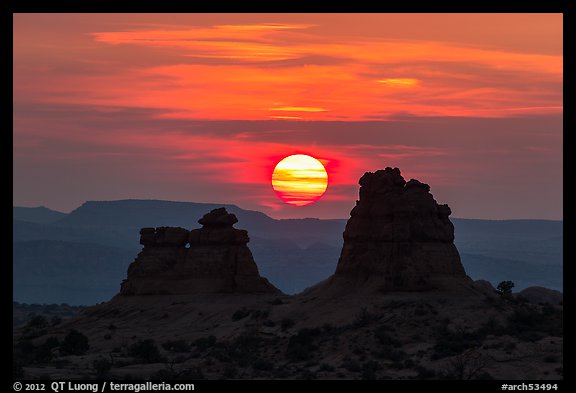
[252,358,274,371]
[162,339,190,353]
[478,317,505,336]
[60,330,89,356]
[14,340,36,365]
[152,369,174,380]
[341,357,361,372]
[506,307,562,341]
[93,358,112,379]
[555,367,563,376]
[416,365,436,379]
[250,310,269,320]
[297,370,316,380]
[232,308,251,321]
[225,333,261,366]
[270,298,284,305]
[286,328,321,362]
[280,318,295,331]
[13,359,25,379]
[372,347,406,361]
[441,349,492,380]
[496,281,515,297]
[318,363,335,372]
[361,360,381,380]
[34,337,60,362]
[544,355,558,363]
[403,358,416,368]
[192,336,216,351]
[431,326,483,360]
[352,347,365,355]
[353,307,377,327]
[179,367,205,379]
[374,326,401,347]
[508,308,544,327]
[542,304,556,316]
[128,339,164,363]
[153,366,205,380]
[26,315,48,328]
[373,326,406,361]
[223,365,238,379]
[21,315,49,339]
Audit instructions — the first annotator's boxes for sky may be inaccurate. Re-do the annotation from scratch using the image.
[13,13,563,220]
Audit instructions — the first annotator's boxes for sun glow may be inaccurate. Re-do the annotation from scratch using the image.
[271,154,328,206]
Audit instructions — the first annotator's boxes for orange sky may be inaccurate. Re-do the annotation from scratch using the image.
[13,14,563,219]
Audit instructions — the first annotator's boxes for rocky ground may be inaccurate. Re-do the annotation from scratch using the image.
[14,285,563,380]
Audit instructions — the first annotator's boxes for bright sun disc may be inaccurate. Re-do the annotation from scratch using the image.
[271,154,328,206]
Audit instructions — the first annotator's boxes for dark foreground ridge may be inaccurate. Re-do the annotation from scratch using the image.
[120,207,280,295]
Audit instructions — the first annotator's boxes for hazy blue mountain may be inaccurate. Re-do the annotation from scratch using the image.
[56,200,345,247]
[13,206,66,224]
[452,219,563,266]
[13,240,135,305]
[12,201,562,305]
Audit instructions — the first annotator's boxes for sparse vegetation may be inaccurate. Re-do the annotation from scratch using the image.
[223,364,238,379]
[60,329,89,356]
[13,302,85,328]
[374,326,401,347]
[341,356,361,372]
[280,318,295,331]
[442,349,493,380]
[214,333,262,367]
[252,358,274,372]
[27,315,48,328]
[232,307,251,321]
[415,365,436,379]
[13,359,25,379]
[192,336,216,351]
[92,358,112,379]
[544,355,558,363]
[431,325,483,360]
[286,328,321,362]
[128,339,164,363]
[318,363,335,372]
[35,337,59,362]
[162,339,190,353]
[361,360,381,380]
[506,306,562,342]
[352,307,377,327]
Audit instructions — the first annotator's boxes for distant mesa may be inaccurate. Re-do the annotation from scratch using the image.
[119,207,280,296]
[315,167,469,294]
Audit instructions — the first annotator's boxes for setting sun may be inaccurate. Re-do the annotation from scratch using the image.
[271,154,328,206]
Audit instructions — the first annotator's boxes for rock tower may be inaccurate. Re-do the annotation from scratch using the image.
[119,208,280,295]
[330,167,467,291]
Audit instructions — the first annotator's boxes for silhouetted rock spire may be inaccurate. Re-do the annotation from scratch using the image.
[119,208,280,295]
[331,167,466,291]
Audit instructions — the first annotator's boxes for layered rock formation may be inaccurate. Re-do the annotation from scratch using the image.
[119,208,279,295]
[328,167,467,291]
